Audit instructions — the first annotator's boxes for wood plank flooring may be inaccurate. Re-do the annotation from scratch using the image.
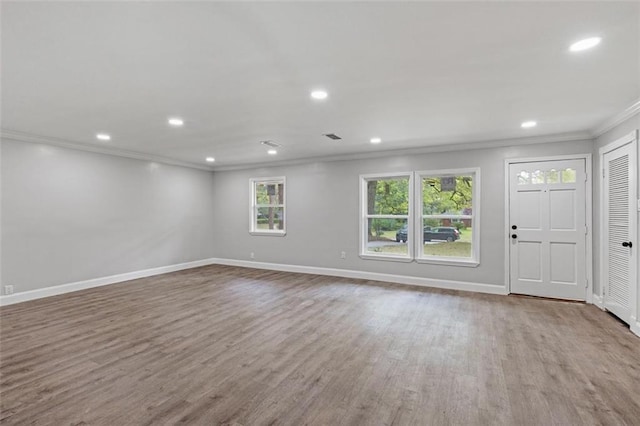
[1,265,639,425]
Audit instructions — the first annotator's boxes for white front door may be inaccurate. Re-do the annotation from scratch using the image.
[509,159,587,300]
[602,138,638,324]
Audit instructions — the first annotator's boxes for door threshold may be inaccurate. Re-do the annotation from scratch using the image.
[508,293,586,303]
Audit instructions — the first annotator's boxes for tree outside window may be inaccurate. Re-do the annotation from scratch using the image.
[250,177,285,235]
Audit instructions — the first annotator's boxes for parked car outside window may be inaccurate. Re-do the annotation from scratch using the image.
[429,227,460,242]
[395,226,459,242]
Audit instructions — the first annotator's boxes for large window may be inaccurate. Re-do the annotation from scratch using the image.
[250,177,285,236]
[360,173,413,260]
[417,169,478,265]
[360,169,479,266]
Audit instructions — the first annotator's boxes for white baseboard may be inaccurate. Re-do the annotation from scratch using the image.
[592,293,605,309]
[209,258,508,295]
[0,258,218,306]
[631,316,640,338]
[591,298,639,339]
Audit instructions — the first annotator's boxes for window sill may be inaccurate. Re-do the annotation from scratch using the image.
[249,231,286,237]
[416,257,479,267]
[359,254,413,263]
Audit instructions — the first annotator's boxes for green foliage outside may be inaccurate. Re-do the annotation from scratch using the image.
[367,175,473,239]
[422,176,473,215]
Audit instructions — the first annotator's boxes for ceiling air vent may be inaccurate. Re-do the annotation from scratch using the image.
[323,133,342,140]
[260,140,281,148]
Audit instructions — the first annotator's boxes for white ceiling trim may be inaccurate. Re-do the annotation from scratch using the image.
[1,128,593,173]
[591,99,640,137]
[212,131,593,172]
[0,129,215,172]
[0,129,593,171]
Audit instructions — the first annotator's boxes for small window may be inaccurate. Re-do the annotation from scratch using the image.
[531,169,544,184]
[250,177,285,236]
[546,169,560,184]
[561,168,576,183]
[360,173,412,260]
[517,171,531,185]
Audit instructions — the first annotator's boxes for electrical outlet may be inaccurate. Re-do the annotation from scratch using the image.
[340,251,346,259]
[250,252,255,259]
[4,285,14,295]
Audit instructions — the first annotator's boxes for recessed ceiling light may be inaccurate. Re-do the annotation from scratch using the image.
[96,133,111,141]
[168,117,184,127]
[310,90,328,100]
[370,137,382,144]
[205,157,215,163]
[521,121,537,129]
[267,149,277,155]
[569,37,602,52]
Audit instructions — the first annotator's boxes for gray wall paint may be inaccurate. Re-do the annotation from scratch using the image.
[212,139,593,288]
[1,139,216,293]
[1,134,608,296]
[593,112,640,302]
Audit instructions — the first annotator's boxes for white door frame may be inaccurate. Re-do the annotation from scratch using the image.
[598,130,639,335]
[504,154,593,302]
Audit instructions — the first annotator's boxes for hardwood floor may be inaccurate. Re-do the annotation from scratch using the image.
[1,265,639,425]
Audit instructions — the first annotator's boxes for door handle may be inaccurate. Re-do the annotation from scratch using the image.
[622,241,633,248]
[511,234,518,239]
[512,225,517,230]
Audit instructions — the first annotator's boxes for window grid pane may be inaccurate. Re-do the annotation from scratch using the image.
[422,176,473,216]
[366,177,410,215]
[365,218,408,255]
[420,218,473,258]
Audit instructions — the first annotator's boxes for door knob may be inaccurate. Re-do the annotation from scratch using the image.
[622,241,633,248]
[512,225,517,230]
[511,234,518,239]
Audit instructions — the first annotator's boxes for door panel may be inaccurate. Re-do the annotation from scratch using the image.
[603,141,637,324]
[517,191,542,229]
[550,243,576,283]
[509,159,586,300]
[517,242,542,281]
[549,190,575,230]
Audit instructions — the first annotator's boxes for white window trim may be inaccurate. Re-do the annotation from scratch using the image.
[250,176,286,236]
[415,168,480,267]
[359,169,480,266]
[359,172,414,261]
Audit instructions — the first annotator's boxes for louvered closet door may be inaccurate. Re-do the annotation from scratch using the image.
[603,142,637,324]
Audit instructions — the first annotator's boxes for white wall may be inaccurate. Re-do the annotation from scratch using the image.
[212,138,593,289]
[593,112,640,324]
[1,139,216,293]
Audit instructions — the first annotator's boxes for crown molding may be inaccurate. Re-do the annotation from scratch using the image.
[0,129,215,172]
[591,99,640,138]
[212,130,593,172]
[1,127,593,174]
